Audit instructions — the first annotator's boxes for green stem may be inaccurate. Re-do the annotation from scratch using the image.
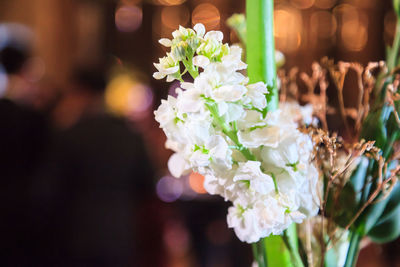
[283,225,305,267]
[182,57,199,79]
[253,240,268,267]
[246,0,278,111]
[246,1,293,266]
[204,101,257,161]
[343,230,362,267]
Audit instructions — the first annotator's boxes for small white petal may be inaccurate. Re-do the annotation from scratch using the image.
[194,23,205,37]
[204,31,223,42]
[153,72,165,80]
[168,153,190,178]
[166,75,176,82]
[212,84,247,102]
[180,82,195,90]
[159,38,172,47]
[192,55,210,68]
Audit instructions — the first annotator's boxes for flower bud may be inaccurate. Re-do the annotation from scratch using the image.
[172,41,187,61]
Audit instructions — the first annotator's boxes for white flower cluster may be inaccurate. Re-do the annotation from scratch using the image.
[154,24,319,243]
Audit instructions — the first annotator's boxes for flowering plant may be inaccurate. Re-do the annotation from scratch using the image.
[153,0,400,266]
[154,23,319,243]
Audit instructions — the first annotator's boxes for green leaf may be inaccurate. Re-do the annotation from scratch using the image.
[327,183,357,228]
[349,157,369,203]
[368,205,400,243]
[374,182,400,224]
[360,111,387,149]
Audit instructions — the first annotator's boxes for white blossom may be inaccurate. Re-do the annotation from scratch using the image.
[154,24,320,244]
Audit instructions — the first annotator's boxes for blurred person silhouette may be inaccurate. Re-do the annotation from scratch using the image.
[0,25,48,266]
[32,67,162,267]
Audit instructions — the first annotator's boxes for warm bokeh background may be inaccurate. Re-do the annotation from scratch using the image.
[1,0,399,266]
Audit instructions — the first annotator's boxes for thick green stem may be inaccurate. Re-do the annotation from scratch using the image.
[283,224,305,267]
[246,0,278,111]
[246,0,293,266]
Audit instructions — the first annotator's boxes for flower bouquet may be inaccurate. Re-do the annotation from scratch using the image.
[153,0,400,266]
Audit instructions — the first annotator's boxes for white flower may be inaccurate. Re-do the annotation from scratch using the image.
[153,53,179,81]
[279,101,314,125]
[197,30,228,61]
[218,102,245,123]
[260,130,313,171]
[192,55,210,68]
[168,153,190,178]
[172,25,194,39]
[237,109,299,148]
[221,45,247,71]
[233,161,275,195]
[227,204,264,243]
[154,24,321,245]
[245,82,268,110]
[212,84,247,102]
[176,87,204,113]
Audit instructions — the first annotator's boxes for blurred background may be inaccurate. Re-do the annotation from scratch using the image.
[0,0,399,266]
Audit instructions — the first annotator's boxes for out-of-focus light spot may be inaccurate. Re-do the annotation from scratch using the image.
[0,23,33,50]
[0,66,8,97]
[290,0,315,9]
[189,172,206,194]
[105,74,153,118]
[334,4,368,52]
[115,5,142,32]
[274,8,302,53]
[158,0,187,6]
[156,175,183,202]
[310,11,337,39]
[192,3,220,30]
[314,0,336,9]
[161,6,190,29]
[206,220,231,245]
[163,220,190,256]
[341,21,368,52]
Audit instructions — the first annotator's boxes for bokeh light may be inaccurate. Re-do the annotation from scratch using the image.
[163,220,190,256]
[192,3,220,30]
[188,172,207,194]
[105,73,153,118]
[335,4,368,52]
[157,0,187,6]
[161,5,190,29]
[115,4,143,32]
[0,66,8,97]
[274,7,302,53]
[341,21,368,52]
[156,175,183,202]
